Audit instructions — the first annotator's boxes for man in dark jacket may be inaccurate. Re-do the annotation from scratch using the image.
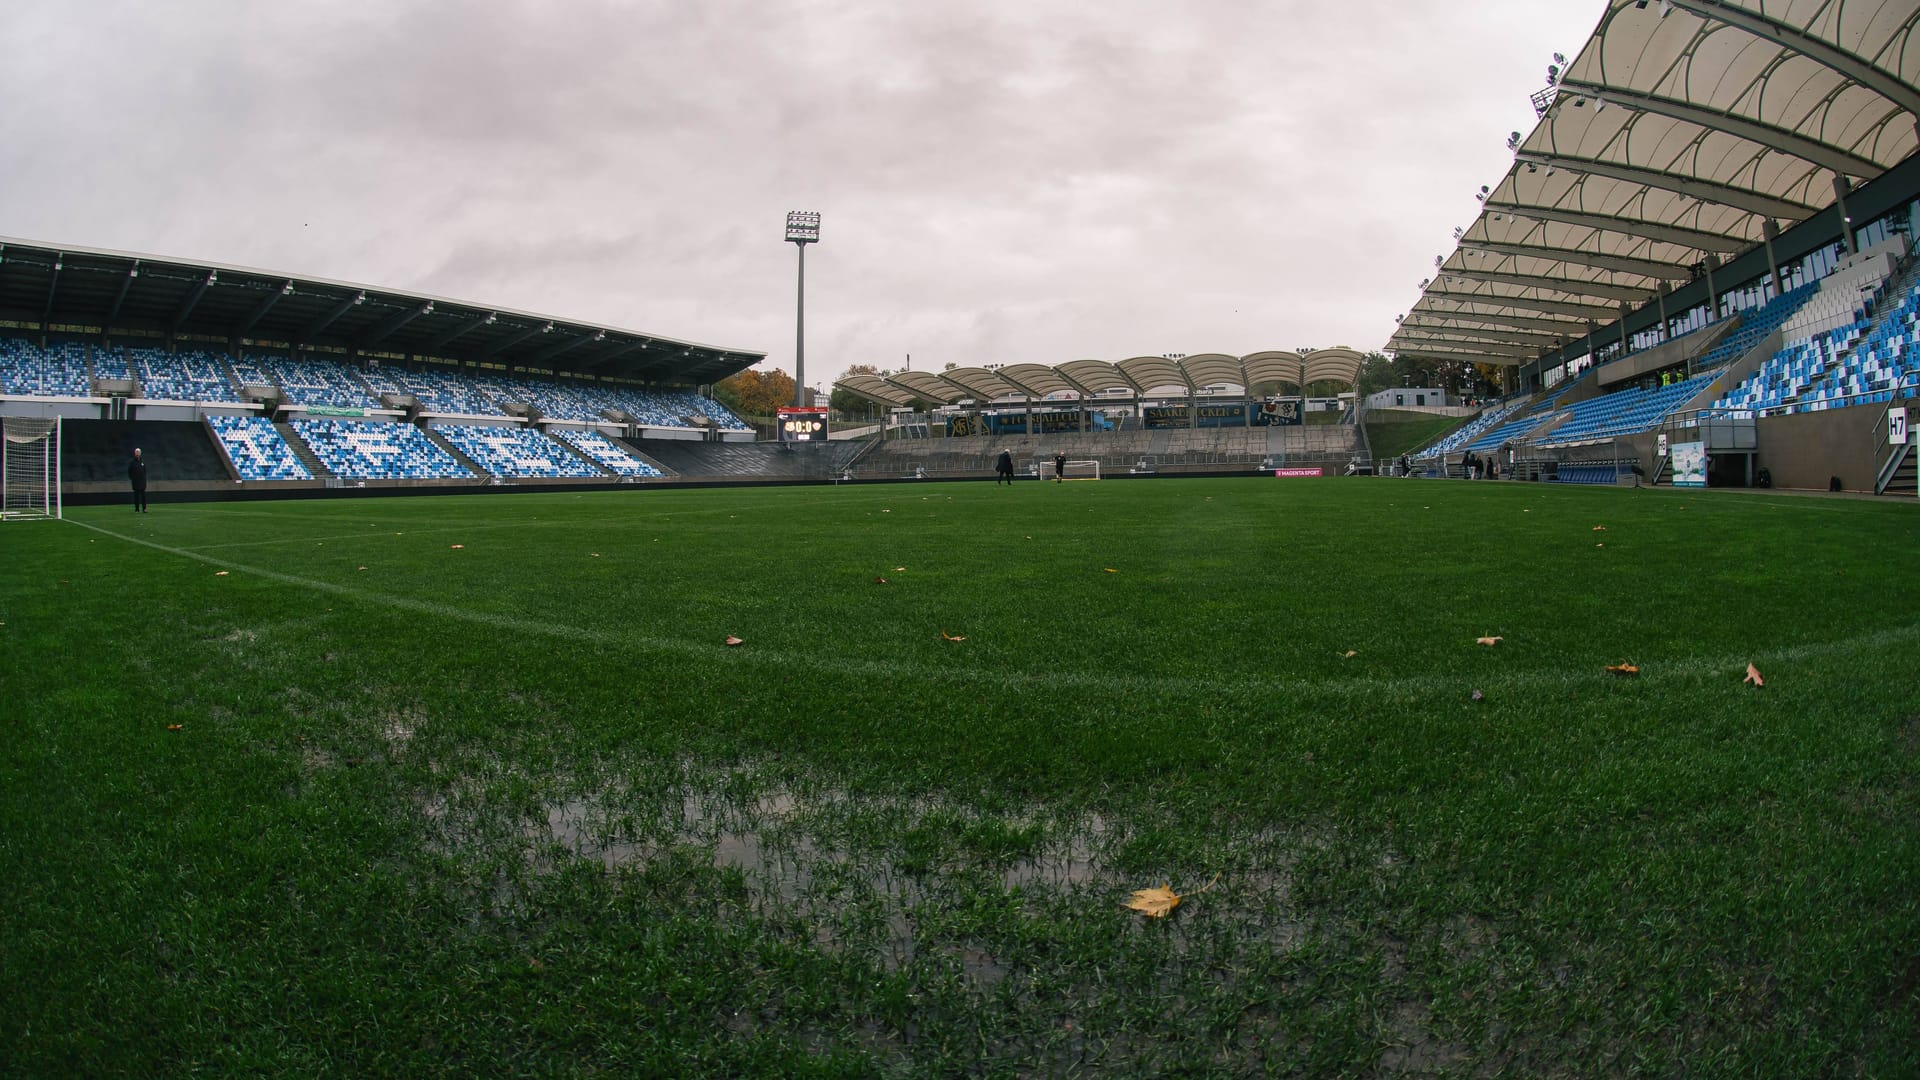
[1053,452,1066,483]
[994,448,1014,485]
[128,447,148,513]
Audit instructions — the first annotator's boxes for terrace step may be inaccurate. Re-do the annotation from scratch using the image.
[273,420,333,479]
[420,425,489,480]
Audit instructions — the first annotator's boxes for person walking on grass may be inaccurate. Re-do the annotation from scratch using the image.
[995,447,1015,485]
[128,446,148,513]
[1053,451,1066,483]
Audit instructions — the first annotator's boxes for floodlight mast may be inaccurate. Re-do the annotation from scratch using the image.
[785,211,821,409]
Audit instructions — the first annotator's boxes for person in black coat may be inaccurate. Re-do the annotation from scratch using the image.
[1053,452,1066,483]
[994,448,1014,485]
[128,447,148,513]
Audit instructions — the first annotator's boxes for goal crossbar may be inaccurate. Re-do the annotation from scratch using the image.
[1031,458,1101,480]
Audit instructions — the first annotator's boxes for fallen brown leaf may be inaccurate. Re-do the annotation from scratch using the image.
[214,571,229,577]
[450,544,464,550]
[724,635,744,647]
[1104,568,1119,574]
[1605,662,1640,676]
[892,566,907,572]
[940,629,967,641]
[1124,874,1220,918]
[166,724,183,731]
[1593,525,1607,531]
[873,577,889,585]
[1744,663,1764,687]
[1476,636,1502,647]
[1342,650,1358,658]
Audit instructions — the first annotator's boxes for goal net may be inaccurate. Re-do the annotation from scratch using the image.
[1,417,61,521]
[1031,458,1101,480]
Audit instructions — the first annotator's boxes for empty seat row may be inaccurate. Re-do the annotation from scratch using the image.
[433,423,601,479]
[292,419,470,480]
[206,414,312,480]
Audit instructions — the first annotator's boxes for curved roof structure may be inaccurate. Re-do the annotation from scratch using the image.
[1388,0,1920,366]
[0,235,763,384]
[833,349,1364,407]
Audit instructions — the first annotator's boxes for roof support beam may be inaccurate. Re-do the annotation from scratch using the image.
[1461,239,1690,280]
[581,339,649,374]
[40,254,63,327]
[1438,268,1655,303]
[1658,0,1920,119]
[1390,355,1520,372]
[1514,150,1816,220]
[422,311,495,356]
[1555,79,1886,178]
[1486,201,1748,253]
[526,329,602,367]
[478,321,552,361]
[170,269,216,332]
[357,301,433,349]
[1396,323,1569,348]
[236,280,292,339]
[1423,287,1618,320]
[104,261,139,330]
[1391,336,1538,359]
[1409,308,1588,335]
[299,290,365,343]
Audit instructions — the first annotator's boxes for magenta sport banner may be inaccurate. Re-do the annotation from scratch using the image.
[1272,468,1323,478]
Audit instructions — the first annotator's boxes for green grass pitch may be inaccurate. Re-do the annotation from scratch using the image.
[3,478,1917,1075]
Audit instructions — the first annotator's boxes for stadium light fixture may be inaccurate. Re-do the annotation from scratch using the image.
[785,211,822,408]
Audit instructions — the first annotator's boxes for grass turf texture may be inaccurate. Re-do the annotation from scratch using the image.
[3,479,1917,1076]
[1363,409,1472,462]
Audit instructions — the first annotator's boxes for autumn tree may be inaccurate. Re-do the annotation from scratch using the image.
[712,367,798,420]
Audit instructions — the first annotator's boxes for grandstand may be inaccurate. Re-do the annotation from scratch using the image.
[292,419,472,482]
[205,414,312,481]
[433,424,601,480]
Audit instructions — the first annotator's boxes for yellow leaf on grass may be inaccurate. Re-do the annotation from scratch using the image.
[1104,568,1119,574]
[892,566,907,572]
[1605,662,1640,676]
[1124,874,1220,918]
[1744,663,1764,687]
[1476,636,1501,647]
[1593,525,1608,531]
[941,629,967,641]
[450,544,464,550]
[1342,650,1358,658]
[214,571,230,577]
[166,724,183,731]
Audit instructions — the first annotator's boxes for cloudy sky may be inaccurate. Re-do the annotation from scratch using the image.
[2,1,1602,390]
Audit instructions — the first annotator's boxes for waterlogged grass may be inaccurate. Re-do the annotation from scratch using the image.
[2,479,1917,1075]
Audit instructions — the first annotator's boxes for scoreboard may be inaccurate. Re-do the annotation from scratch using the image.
[777,406,829,443]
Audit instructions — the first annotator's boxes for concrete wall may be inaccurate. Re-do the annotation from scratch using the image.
[1755,395,1911,492]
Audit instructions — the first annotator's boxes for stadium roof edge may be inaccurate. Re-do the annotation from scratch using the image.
[0,234,765,385]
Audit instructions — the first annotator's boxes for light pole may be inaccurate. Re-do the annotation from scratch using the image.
[785,211,821,409]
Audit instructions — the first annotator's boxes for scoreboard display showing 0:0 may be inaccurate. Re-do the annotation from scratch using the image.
[777,407,829,442]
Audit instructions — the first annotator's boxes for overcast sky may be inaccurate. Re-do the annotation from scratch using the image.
[1,1,1602,390]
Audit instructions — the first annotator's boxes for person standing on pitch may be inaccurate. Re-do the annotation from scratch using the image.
[1053,451,1066,483]
[128,446,148,513]
[995,447,1015,485]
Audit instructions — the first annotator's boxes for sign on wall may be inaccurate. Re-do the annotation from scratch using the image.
[1672,440,1707,488]
[1889,407,1908,446]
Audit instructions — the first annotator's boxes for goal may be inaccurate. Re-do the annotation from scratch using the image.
[1,416,61,521]
[1031,458,1101,481]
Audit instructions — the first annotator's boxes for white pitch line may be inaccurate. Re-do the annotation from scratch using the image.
[63,516,1920,699]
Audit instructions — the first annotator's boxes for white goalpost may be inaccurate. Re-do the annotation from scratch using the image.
[1,416,62,521]
[1030,458,1101,480]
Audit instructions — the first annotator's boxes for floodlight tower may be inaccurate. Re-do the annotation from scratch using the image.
[785,211,821,408]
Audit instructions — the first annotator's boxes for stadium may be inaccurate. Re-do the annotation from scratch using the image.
[3,2,1918,1075]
